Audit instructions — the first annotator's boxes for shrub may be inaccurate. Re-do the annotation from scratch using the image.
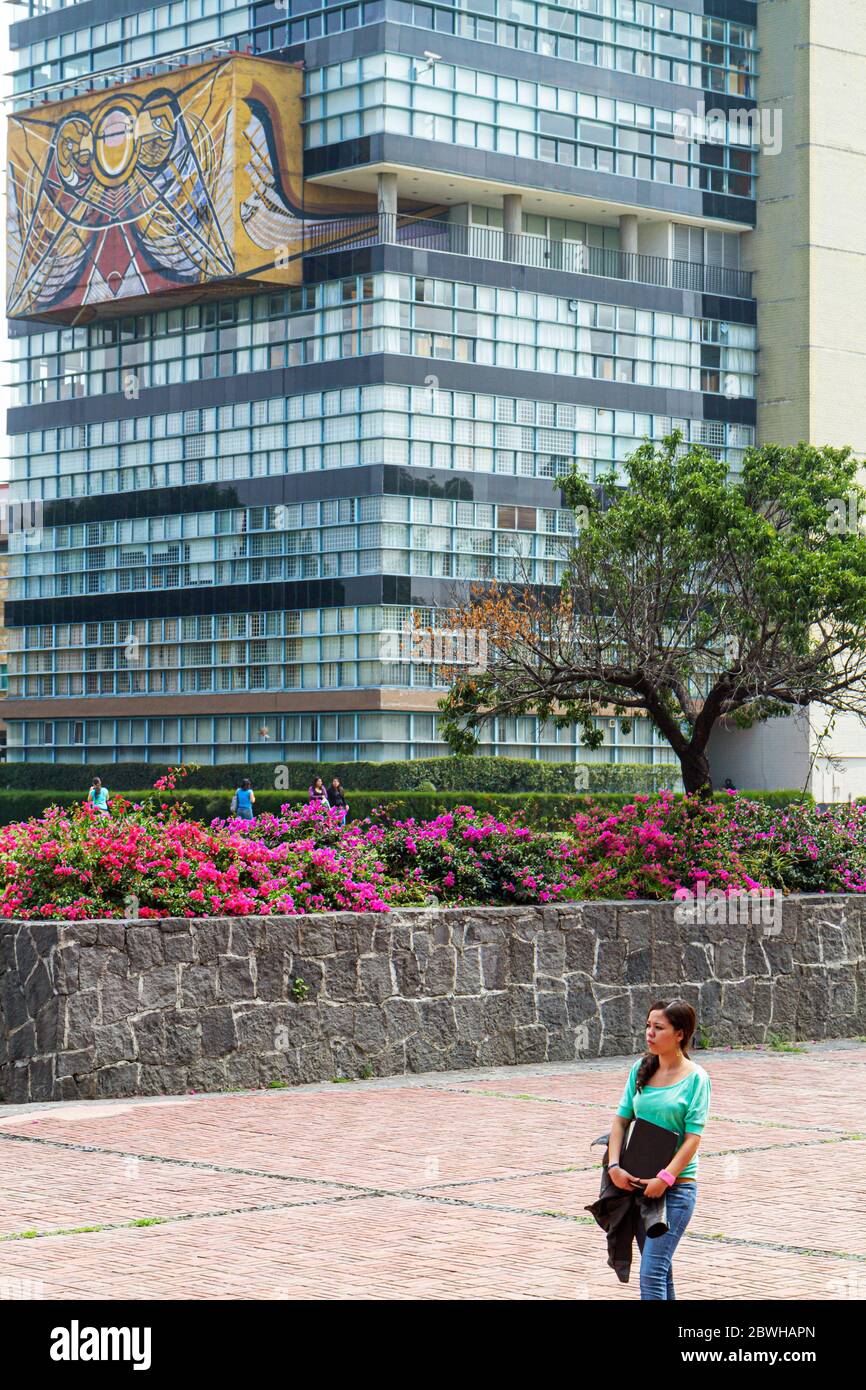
[0,757,681,795]
[0,799,429,920]
[0,786,813,831]
[569,792,766,899]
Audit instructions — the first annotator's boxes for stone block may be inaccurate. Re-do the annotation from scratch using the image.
[139,965,178,1011]
[480,943,508,991]
[98,976,141,1025]
[358,954,395,1004]
[55,1047,96,1080]
[93,1019,136,1064]
[193,921,231,963]
[180,965,218,1009]
[95,1063,140,1097]
[515,1025,549,1064]
[96,922,126,951]
[163,933,195,965]
[536,930,566,977]
[217,955,255,1002]
[426,946,457,995]
[255,950,289,1002]
[200,1006,237,1057]
[383,997,421,1042]
[454,947,482,994]
[322,952,358,1001]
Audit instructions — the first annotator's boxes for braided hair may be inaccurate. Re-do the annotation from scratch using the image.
[635,999,698,1093]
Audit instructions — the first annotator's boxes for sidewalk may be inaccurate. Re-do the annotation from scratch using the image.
[1,1041,864,1300]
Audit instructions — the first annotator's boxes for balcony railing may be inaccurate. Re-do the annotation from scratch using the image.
[304,214,753,300]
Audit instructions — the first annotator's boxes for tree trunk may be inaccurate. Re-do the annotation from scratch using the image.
[679,744,713,799]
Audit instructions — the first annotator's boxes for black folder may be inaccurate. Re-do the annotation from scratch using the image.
[619,1117,679,1179]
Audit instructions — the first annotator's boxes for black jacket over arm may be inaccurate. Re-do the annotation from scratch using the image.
[584,1133,668,1283]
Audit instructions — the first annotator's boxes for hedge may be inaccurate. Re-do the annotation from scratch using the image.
[0,757,680,795]
[0,786,813,829]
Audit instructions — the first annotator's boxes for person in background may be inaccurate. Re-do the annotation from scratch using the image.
[87,777,110,815]
[723,777,736,791]
[309,776,330,808]
[329,777,348,823]
[232,778,255,821]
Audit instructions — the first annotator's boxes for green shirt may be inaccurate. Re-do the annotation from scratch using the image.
[616,1060,711,1180]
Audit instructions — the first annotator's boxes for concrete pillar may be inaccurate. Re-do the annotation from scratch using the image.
[619,213,638,279]
[377,171,398,241]
[503,192,523,261]
[619,213,638,254]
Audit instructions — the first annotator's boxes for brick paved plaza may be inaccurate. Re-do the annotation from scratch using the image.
[0,1041,864,1301]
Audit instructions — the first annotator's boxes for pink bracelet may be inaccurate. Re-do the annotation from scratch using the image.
[657,1169,676,1187]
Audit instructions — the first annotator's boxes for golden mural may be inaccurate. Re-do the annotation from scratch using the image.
[6,55,378,322]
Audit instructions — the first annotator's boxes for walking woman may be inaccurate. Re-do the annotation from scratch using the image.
[606,999,711,1300]
[87,777,110,815]
[232,778,255,821]
[329,778,348,823]
[309,776,330,808]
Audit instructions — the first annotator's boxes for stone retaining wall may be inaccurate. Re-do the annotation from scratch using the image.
[1,897,864,1102]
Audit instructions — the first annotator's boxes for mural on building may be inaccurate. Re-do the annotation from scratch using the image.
[6,55,378,322]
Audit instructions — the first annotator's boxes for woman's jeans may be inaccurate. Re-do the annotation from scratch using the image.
[636,1181,697,1300]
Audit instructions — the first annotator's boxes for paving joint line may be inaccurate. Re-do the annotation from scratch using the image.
[2,1170,862,1269]
[0,1192,372,1244]
[427,1085,855,1135]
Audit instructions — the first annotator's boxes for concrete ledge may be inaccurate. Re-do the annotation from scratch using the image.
[1,898,864,1103]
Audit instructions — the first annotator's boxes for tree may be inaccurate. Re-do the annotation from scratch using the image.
[436,435,866,796]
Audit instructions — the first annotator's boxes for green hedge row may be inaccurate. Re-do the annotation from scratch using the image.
[0,757,680,795]
[0,786,812,829]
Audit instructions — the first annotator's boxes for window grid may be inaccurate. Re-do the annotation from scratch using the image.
[13,2,755,104]
[10,383,755,503]
[303,54,756,197]
[9,272,757,409]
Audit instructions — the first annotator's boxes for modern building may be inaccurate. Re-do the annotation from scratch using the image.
[4,0,759,770]
[0,483,9,758]
[708,0,866,800]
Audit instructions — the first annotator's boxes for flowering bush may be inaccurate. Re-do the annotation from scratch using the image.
[567,791,866,898]
[2,773,866,920]
[722,796,866,894]
[568,792,764,899]
[0,802,428,920]
[342,805,581,905]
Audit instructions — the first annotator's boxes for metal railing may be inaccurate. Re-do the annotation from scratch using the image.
[303,214,753,300]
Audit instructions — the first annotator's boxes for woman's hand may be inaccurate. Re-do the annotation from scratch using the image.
[637,1177,669,1200]
[609,1166,639,1191]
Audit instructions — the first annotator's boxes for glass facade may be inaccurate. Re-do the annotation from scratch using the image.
[9,272,757,409]
[15,2,756,102]
[5,0,758,766]
[305,54,756,197]
[7,706,674,767]
[10,385,754,503]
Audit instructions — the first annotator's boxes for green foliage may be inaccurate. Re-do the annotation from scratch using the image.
[0,757,680,795]
[442,434,866,795]
[0,786,811,829]
[767,1033,807,1054]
